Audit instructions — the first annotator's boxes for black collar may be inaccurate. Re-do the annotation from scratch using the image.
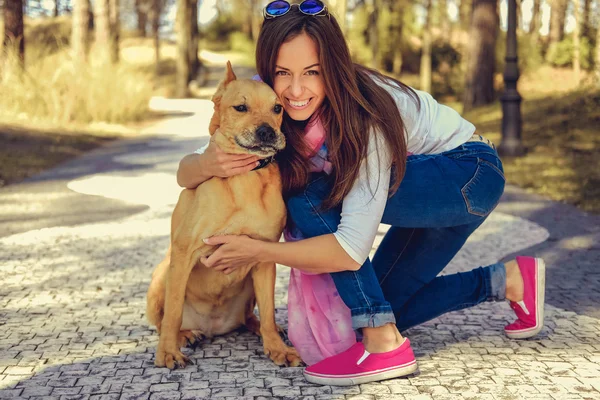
[252,156,275,171]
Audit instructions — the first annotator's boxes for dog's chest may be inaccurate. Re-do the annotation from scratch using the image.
[181,273,254,336]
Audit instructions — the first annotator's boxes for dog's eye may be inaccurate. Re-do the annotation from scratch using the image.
[273,104,283,114]
[233,105,248,112]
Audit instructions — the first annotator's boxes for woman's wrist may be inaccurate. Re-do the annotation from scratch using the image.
[256,239,275,263]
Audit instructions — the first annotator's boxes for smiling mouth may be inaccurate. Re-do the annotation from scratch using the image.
[287,97,313,110]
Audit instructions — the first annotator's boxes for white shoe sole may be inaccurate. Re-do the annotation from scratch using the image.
[303,361,418,386]
[505,258,546,339]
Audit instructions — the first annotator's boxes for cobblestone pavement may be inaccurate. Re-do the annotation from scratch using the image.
[1,64,600,400]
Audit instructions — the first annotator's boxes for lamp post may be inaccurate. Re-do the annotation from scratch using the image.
[498,0,526,156]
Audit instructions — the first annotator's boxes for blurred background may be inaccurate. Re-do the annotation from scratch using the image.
[0,0,599,214]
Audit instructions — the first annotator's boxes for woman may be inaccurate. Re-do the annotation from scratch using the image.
[177,0,546,386]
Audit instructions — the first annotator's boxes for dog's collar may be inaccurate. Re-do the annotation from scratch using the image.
[252,156,275,171]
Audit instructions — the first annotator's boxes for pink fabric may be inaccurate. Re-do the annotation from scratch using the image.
[284,113,356,366]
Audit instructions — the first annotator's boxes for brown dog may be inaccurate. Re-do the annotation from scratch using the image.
[146,62,302,369]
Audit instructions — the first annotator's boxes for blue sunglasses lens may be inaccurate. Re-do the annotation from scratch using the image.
[299,0,325,14]
[266,1,290,16]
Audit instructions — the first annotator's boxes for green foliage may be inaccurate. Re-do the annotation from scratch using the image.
[203,13,241,43]
[495,32,545,74]
[546,36,594,70]
[229,31,255,54]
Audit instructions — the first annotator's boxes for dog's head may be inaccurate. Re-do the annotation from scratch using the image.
[209,62,286,158]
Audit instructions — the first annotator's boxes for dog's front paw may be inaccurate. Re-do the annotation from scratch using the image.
[155,345,193,369]
[263,341,303,367]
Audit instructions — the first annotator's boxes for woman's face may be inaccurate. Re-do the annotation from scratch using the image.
[273,32,326,122]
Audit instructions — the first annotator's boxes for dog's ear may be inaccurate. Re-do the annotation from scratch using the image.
[209,61,237,135]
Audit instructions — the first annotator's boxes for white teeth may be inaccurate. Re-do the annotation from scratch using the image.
[289,99,309,107]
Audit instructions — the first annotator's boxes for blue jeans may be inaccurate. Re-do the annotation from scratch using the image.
[286,142,507,331]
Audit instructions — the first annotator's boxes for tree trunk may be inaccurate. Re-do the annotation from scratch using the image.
[334,0,347,33]
[176,0,191,97]
[459,0,472,30]
[420,0,432,93]
[549,0,568,44]
[390,0,403,75]
[572,0,580,82]
[54,0,59,16]
[94,0,111,62]
[188,0,200,82]
[367,0,380,69]
[72,0,90,62]
[250,0,261,41]
[596,12,600,86]
[2,0,25,67]
[438,0,450,35]
[109,0,120,63]
[135,0,148,37]
[463,0,498,111]
[150,0,161,76]
[528,0,541,41]
[581,0,591,39]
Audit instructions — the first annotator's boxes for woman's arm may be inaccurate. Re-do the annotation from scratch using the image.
[202,233,361,274]
[177,153,213,189]
[177,140,261,189]
[202,132,392,275]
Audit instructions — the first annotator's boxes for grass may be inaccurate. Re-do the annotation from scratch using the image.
[462,67,600,214]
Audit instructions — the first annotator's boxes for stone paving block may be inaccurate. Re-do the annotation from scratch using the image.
[179,389,210,400]
[0,389,23,398]
[208,387,242,397]
[118,392,148,400]
[89,395,119,400]
[148,391,181,400]
[52,387,83,396]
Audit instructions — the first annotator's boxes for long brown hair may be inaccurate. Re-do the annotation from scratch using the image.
[256,9,418,209]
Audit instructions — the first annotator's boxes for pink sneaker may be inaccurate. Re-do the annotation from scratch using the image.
[303,338,418,386]
[504,256,546,339]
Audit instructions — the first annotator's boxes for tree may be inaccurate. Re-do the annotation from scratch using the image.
[94,0,119,63]
[149,0,164,75]
[420,0,432,93]
[389,0,404,75]
[572,0,580,82]
[329,0,348,32]
[438,0,450,34]
[2,0,25,67]
[135,0,148,37]
[459,0,472,29]
[175,0,200,97]
[581,0,591,38]
[549,0,568,44]
[54,0,60,16]
[176,0,191,97]
[528,0,541,41]
[109,0,120,63]
[367,0,381,69]
[72,0,90,62]
[463,0,498,111]
[596,17,600,86]
[188,0,200,82]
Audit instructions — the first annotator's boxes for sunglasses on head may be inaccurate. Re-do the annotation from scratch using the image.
[263,0,329,20]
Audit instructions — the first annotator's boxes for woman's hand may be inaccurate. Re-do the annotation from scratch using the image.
[177,134,261,188]
[201,235,266,275]
[202,138,260,178]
